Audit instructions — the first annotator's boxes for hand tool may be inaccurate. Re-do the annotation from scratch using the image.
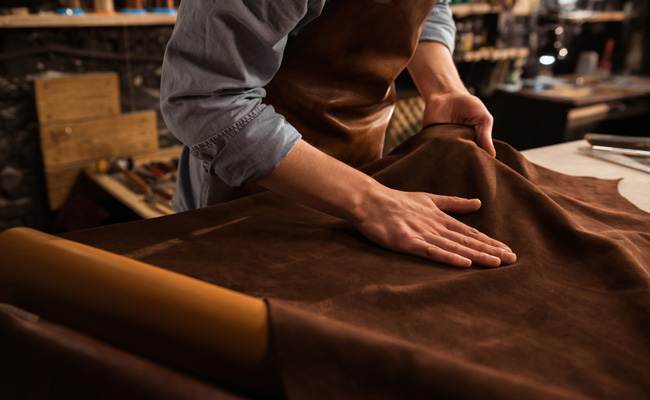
[96,157,151,195]
[578,147,650,174]
[584,133,650,151]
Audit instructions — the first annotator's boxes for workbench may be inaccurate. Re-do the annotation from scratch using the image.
[522,139,650,212]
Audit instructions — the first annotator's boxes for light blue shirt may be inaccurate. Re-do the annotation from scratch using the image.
[160,0,455,211]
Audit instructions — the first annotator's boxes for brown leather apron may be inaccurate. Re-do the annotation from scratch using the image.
[209,0,436,203]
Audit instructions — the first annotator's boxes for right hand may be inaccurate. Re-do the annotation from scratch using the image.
[256,139,515,269]
[352,187,516,268]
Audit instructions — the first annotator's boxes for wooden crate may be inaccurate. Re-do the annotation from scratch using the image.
[34,72,120,124]
[40,110,159,167]
[44,162,95,210]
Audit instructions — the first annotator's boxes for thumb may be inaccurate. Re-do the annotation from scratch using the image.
[475,121,496,158]
[432,195,482,214]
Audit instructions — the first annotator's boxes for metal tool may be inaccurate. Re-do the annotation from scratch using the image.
[590,145,650,158]
[96,157,171,207]
[584,133,650,151]
[578,147,650,174]
[97,157,151,195]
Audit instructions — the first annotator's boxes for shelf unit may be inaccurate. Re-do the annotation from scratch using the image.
[453,46,529,63]
[0,12,176,28]
[449,3,504,18]
[0,4,531,29]
[555,10,626,23]
[449,1,532,97]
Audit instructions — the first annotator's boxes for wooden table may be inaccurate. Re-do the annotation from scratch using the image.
[522,140,650,213]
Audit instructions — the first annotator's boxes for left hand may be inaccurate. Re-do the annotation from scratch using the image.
[420,91,496,157]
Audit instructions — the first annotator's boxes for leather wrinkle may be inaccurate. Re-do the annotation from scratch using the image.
[59,124,650,399]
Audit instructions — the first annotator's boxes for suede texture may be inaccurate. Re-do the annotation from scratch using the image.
[0,304,248,399]
[57,125,650,399]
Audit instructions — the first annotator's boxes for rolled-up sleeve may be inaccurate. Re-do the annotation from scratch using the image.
[420,0,456,53]
[161,1,309,187]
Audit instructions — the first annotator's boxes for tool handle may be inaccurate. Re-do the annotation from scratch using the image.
[118,166,151,195]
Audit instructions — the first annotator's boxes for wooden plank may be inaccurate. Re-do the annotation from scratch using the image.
[89,172,175,219]
[558,10,625,23]
[39,110,159,167]
[567,103,611,124]
[34,72,120,124]
[450,3,500,18]
[131,145,182,165]
[0,13,176,29]
[44,162,95,210]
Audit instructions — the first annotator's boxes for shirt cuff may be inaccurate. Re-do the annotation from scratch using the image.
[420,1,456,54]
[191,104,302,187]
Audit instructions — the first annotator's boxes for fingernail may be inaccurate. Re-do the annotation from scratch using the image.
[504,252,517,264]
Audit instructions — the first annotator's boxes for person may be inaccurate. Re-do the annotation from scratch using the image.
[160,0,517,269]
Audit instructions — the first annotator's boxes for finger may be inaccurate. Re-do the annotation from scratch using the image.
[442,217,512,252]
[408,238,472,269]
[420,234,503,267]
[475,117,496,157]
[432,196,482,214]
[440,229,517,265]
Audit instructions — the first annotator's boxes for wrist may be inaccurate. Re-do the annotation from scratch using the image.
[343,174,382,223]
[422,75,468,97]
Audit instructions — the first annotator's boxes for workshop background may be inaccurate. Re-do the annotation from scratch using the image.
[0,0,648,233]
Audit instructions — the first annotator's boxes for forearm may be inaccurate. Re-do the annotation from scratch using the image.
[255,139,516,268]
[255,139,378,223]
[407,41,467,97]
[406,41,496,156]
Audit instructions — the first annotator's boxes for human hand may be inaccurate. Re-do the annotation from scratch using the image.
[353,187,516,268]
[257,139,514,268]
[421,91,496,158]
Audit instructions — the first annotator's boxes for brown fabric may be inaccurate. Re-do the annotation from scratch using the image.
[60,125,650,399]
[0,304,247,400]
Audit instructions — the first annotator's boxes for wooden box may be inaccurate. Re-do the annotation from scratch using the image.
[34,72,120,124]
[39,110,159,167]
[44,162,95,210]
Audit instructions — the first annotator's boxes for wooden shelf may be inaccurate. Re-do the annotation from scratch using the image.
[556,10,626,23]
[0,12,176,28]
[453,47,530,63]
[450,3,503,18]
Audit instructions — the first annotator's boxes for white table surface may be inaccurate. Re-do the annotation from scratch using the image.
[521,140,650,213]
